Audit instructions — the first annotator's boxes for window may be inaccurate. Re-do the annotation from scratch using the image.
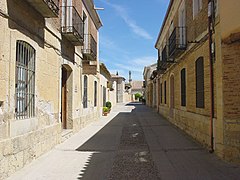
[195,57,204,108]
[83,75,88,108]
[94,81,97,107]
[103,86,106,107]
[169,21,174,35]
[193,0,203,19]
[15,40,35,119]
[181,68,186,106]
[160,83,163,104]
[214,0,218,17]
[164,81,167,104]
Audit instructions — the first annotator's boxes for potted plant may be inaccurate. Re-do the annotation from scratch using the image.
[106,101,112,113]
[102,107,109,116]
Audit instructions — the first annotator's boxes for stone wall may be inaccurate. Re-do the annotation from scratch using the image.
[156,0,214,150]
[221,39,240,162]
[157,39,212,148]
[0,0,103,178]
[0,123,61,179]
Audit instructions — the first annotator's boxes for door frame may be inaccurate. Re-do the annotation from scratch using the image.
[61,64,73,129]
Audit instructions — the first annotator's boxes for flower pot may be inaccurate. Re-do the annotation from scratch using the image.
[103,111,108,116]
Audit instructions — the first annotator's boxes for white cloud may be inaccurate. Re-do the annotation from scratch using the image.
[103,2,152,40]
[100,35,117,49]
[114,56,157,74]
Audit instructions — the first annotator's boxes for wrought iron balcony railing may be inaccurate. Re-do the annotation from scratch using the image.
[82,34,97,61]
[25,0,59,17]
[61,6,84,46]
[157,44,175,74]
[161,45,168,62]
[168,27,187,57]
[157,57,167,74]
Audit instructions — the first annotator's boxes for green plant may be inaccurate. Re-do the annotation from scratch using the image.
[106,101,112,110]
[135,93,142,100]
[103,106,109,112]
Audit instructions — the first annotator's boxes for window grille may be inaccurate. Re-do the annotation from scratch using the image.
[15,40,35,119]
[195,57,204,108]
[181,68,186,106]
[83,75,88,108]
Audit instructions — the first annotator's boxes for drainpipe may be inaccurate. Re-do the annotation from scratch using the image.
[208,0,214,153]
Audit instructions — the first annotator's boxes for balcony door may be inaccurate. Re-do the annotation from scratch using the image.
[61,0,73,32]
[83,12,88,51]
[178,0,186,48]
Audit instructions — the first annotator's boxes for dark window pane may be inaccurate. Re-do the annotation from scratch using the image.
[195,57,204,108]
[160,83,162,104]
[164,81,167,104]
[181,68,186,106]
[83,75,88,108]
[94,81,97,107]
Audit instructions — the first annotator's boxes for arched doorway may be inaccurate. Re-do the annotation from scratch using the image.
[170,75,175,118]
[61,65,73,129]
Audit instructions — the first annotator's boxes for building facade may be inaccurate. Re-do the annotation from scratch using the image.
[143,63,157,107]
[99,63,112,109]
[131,81,144,98]
[0,0,102,178]
[110,74,126,103]
[154,0,240,163]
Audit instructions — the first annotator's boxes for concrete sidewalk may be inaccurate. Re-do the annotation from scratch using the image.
[7,103,133,180]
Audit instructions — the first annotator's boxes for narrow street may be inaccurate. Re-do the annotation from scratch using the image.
[8,103,240,180]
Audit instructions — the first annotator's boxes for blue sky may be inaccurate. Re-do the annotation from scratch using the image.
[95,0,169,81]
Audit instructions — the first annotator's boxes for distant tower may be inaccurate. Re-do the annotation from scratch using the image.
[129,71,132,84]
[116,71,118,76]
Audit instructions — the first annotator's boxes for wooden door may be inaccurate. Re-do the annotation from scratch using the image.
[61,67,67,129]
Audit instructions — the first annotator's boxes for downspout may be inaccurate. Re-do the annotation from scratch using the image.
[208,0,214,153]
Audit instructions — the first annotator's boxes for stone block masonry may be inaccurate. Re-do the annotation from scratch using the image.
[0,123,61,179]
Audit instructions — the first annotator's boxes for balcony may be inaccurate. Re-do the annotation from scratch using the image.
[25,0,59,17]
[157,57,167,74]
[168,27,187,58]
[61,6,84,46]
[82,61,97,75]
[157,45,174,74]
[162,45,168,62]
[82,34,97,61]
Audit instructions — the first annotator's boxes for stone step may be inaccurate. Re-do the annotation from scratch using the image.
[61,129,73,143]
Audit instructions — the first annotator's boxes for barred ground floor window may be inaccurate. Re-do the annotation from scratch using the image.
[15,40,36,119]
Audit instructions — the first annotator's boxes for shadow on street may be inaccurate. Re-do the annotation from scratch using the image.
[75,103,240,180]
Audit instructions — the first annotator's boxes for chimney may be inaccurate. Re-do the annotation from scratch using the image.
[129,71,132,83]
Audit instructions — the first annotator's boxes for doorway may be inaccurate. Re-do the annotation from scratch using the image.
[61,66,68,129]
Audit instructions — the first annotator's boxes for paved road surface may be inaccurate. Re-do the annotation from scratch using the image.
[7,103,240,180]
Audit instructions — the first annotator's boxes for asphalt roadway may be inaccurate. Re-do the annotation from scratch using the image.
[7,103,240,180]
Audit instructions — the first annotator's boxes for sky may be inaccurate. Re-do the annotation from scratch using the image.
[94,0,170,81]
